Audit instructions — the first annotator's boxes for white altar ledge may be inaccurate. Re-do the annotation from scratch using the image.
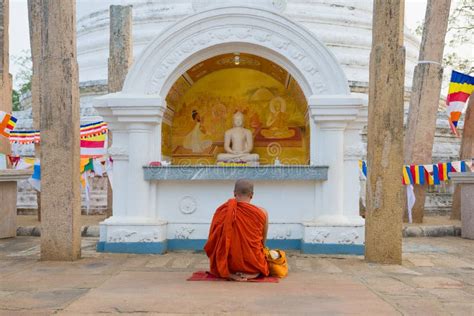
[143,165,329,181]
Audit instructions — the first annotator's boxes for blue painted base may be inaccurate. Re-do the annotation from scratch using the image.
[97,239,364,255]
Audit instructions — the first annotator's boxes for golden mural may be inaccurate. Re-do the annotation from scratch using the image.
[162,68,309,165]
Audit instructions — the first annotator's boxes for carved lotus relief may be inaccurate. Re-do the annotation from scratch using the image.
[179,196,197,214]
[175,226,195,239]
[309,230,330,244]
[338,231,359,245]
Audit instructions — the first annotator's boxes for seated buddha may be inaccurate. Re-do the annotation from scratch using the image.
[216,112,259,166]
[260,97,295,139]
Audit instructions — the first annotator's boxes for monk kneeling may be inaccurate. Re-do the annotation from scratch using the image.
[204,179,269,280]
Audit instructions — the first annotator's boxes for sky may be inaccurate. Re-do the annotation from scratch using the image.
[8,0,434,89]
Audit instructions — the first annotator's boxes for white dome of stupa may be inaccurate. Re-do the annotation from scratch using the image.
[76,0,419,89]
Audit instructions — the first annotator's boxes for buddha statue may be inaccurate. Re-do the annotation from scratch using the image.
[216,112,259,165]
[260,97,295,139]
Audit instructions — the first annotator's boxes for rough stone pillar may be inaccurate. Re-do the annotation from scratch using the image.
[0,0,11,157]
[106,5,133,218]
[365,0,406,264]
[40,0,81,261]
[404,0,451,223]
[452,97,474,219]
[28,0,42,220]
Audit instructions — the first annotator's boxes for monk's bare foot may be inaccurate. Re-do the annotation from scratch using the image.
[228,272,259,281]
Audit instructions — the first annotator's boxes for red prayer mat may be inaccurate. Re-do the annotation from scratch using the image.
[187,271,279,283]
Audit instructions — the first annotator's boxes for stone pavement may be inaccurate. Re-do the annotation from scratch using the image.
[0,237,473,315]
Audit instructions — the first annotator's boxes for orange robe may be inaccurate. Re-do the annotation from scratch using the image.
[204,198,269,278]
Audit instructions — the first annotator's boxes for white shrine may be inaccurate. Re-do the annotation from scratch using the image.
[94,1,369,254]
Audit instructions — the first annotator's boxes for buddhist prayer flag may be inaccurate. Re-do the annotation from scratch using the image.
[402,166,414,185]
[424,165,435,185]
[446,71,474,136]
[358,160,367,178]
[432,164,440,185]
[0,111,17,137]
[80,133,107,158]
[28,160,41,191]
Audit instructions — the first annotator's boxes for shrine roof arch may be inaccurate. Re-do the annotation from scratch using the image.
[121,6,351,101]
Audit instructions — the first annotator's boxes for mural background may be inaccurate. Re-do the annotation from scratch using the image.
[162,68,309,165]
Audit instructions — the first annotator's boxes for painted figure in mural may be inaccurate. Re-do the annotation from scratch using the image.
[216,112,260,165]
[204,179,269,280]
[261,97,295,139]
[183,110,213,153]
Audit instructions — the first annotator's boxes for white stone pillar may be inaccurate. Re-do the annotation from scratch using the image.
[303,95,366,252]
[94,95,168,253]
[343,111,367,225]
[313,121,347,223]
[108,123,129,219]
[126,122,153,220]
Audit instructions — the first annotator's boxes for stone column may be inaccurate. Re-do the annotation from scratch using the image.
[450,172,474,239]
[452,97,474,219]
[28,0,42,221]
[404,0,451,223]
[0,0,11,157]
[40,0,81,261]
[365,0,406,264]
[106,5,133,218]
[108,5,133,93]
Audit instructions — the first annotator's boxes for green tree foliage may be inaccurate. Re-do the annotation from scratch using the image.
[12,50,32,111]
[414,0,473,74]
[445,0,473,74]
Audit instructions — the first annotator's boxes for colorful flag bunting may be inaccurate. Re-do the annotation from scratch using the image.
[7,121,108,144]
[446,70,474,136]
[80,133,107,158]
[361,159,472,186]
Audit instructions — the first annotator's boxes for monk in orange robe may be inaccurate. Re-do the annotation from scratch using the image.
[204,179,269,280]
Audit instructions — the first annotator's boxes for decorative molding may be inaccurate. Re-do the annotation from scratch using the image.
[273,228,292,240]
[122,7,350,97]
[179,196,198,214]
[147,26,327,96]
[143,165,329,181]
[192,0,287,12]
[308,230,331,244]
[108,146,129,159]
[338,231,360,245]
[344,145,365,160]
[175,226,195,239]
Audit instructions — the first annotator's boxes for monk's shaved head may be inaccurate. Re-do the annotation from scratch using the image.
[234,179,254,199]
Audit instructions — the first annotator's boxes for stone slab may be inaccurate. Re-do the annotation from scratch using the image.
[143,165,329,181]
[0,181,17,238]
[59,271,399,315]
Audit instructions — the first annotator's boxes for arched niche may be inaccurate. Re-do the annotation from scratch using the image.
[162,53,311,166]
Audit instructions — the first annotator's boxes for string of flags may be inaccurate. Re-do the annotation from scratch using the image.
[9,155,113,212]
[446,70,474,136]
[359,159,473,185]
[0,113,108,158]
[7,120,108,145]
